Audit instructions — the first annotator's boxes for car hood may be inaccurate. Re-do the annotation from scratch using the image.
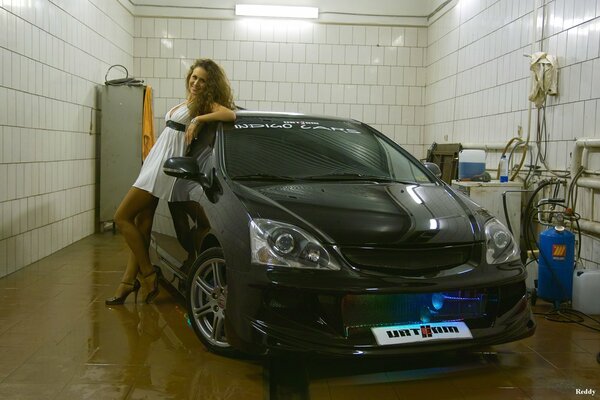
[232,181,479,246]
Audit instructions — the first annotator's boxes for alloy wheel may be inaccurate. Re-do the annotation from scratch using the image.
[189,256,230,348]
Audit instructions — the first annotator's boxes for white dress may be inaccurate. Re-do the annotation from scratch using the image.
[133,103,189,200]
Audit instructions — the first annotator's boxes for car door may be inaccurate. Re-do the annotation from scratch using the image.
[152,123,218,275]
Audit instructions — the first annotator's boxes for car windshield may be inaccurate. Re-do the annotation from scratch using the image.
[223,116,432,184]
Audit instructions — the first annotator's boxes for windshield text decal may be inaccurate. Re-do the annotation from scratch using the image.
[234,123,360,134]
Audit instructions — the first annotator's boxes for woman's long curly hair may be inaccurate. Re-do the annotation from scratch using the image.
[186,59,234,117]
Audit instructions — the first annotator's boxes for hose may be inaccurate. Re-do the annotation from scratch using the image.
[567,166,585,210]
[502,191,513,235]
[536,106,570,178]
[496,137,524,180]
[523,179,557,263]
[508,141,528,181]
[517,96,533,183]
[502,188,532,236]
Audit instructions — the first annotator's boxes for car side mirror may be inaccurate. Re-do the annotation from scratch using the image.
[163,157,211,187]
[423,161,442,179]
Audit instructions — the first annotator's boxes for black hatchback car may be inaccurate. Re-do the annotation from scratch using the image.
[151,111,535,357]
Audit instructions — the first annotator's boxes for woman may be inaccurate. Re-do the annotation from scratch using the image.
[106,59,236,305]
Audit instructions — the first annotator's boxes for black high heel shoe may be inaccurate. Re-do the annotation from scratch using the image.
[144,266,162,304]
[105,279,141,305]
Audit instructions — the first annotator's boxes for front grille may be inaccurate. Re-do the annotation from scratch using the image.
[497,281,527,317]
[342,289,492,331]
[261,281,526,341]
[341,244,477,276]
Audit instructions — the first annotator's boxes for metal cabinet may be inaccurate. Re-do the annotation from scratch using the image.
[99,85,144,229]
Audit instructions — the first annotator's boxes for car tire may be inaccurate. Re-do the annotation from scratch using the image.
[186,247,239,357]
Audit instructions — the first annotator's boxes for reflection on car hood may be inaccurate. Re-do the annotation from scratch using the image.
[235,181,477,246]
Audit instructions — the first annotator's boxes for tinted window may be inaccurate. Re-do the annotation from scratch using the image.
[223,117,431,183]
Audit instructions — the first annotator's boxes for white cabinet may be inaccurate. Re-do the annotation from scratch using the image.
[452,180,523,238]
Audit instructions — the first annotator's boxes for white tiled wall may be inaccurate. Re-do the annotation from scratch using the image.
[0,0,134,278]
[134,18,429,237]
[426,1,534,152]
[132,19,428,156]
[426,0,600,269]
[4,0,600,275]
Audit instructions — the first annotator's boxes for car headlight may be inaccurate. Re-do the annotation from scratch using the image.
[250,219,340,270]
[484,218,520,264]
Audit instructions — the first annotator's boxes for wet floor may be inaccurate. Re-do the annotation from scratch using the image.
[0,232,598,399]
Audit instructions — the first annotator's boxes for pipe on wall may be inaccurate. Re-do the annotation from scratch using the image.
[576,177,600,191]
[571,138,600,236]
[578,219,600,236]
[461,143,528,151]
[570,138,600,178]
[461,143,506,150]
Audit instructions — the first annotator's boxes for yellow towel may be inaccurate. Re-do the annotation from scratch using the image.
[142,86,156,160]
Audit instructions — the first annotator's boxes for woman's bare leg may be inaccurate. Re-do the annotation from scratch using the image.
[112,203,157,298]
[114,187,159,291]
[110,252,139,299]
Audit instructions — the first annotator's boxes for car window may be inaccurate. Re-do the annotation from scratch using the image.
[223,118,432,183]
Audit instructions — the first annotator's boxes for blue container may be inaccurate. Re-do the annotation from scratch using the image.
[459,162,486,179]
[537,226,575,304]
[458,150,486,180]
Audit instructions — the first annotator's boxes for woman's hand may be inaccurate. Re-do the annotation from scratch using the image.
[185,117,203,145]
[185,104,234,146]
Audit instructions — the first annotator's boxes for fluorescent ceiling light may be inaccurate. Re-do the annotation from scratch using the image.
[235,4,319,19]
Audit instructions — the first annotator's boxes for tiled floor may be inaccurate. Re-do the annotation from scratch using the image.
[0,233,598,399]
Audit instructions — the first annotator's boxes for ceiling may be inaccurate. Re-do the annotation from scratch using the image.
[123,0,452,26]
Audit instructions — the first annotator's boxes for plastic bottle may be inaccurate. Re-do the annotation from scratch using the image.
[499,155,508,182]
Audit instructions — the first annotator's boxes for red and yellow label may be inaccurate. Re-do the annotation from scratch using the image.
[552,244,566,260]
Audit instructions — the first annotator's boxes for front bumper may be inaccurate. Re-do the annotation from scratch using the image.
[226,273,536,356]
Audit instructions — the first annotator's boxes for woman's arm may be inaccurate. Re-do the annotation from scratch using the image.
[185,104,236,145]
[192,104,236,124]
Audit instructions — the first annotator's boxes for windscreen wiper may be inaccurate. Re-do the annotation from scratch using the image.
[230,173,297,181]
[303,173,414,183]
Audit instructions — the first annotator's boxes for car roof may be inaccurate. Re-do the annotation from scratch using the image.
[234,110,354,123]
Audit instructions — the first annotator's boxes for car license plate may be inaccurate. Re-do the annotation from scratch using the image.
[371,321,473,346]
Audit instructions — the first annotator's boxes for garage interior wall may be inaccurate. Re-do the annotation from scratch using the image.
[1,0,600,278]
[0,0,134,278]
[131,17,429,237]
[425,0,600,270]
[132,19,427,156]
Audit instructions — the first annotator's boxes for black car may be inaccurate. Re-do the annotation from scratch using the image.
[151,111,535,357]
